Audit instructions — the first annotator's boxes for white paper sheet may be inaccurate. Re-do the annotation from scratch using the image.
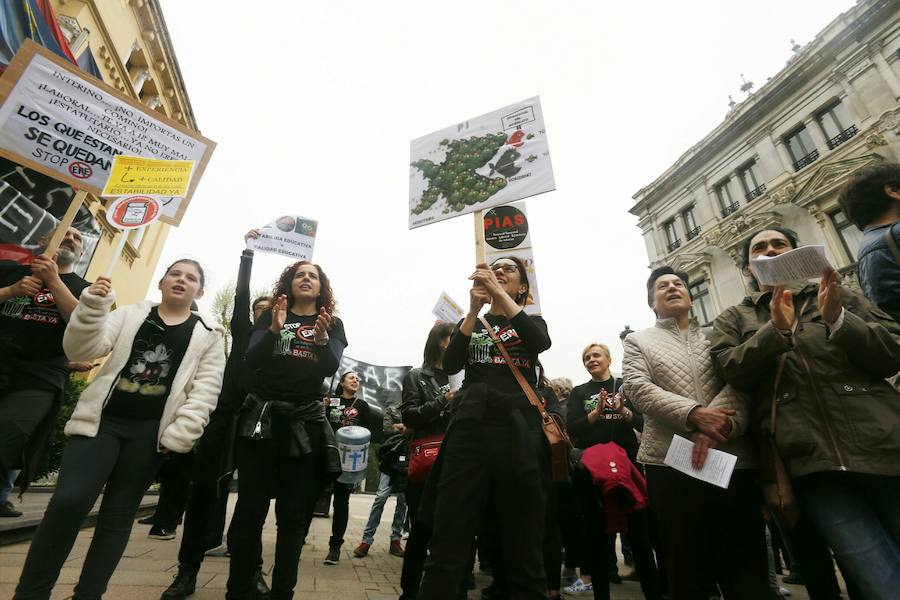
[663,434,737,489]
[749,245,832,286]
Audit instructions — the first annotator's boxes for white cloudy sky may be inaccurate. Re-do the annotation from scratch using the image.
[151,0,854,380]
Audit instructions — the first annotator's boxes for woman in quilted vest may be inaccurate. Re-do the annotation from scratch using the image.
[623,266,769,600]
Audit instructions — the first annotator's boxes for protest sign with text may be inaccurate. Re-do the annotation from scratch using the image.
[253,215,317,261]
[102,155,195,198]
[432,291,464,324]
[482,202,542,315]
[409,96,555,229]
[333,356,411,412]
[0,41,215,226]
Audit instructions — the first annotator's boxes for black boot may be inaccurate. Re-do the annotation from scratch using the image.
[161,567,197,599]
[252,568,271,599]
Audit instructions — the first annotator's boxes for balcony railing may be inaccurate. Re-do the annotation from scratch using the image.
[686,225,702,240]
[667,239,682,252]
[745,183,767,202]
[792,149,820,171]
[721,201,740,218]
[826,125,859,150]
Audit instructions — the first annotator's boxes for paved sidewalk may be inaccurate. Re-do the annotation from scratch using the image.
[0,493,816,599]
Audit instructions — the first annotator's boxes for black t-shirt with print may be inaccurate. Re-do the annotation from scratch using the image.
[0,261,89,390]
[103,307,199,421]
[566,377,642,460]
[245,310,347,404]
[326,395,373,433]
[444,311,551,396]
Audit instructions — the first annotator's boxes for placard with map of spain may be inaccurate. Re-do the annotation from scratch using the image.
[408,96,555,229]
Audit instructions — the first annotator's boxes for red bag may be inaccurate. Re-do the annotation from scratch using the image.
[407,434,444,485]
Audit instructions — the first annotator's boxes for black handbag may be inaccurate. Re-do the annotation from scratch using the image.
[378,432,410,480]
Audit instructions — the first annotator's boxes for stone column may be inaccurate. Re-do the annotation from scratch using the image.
[829,72,871,122]
[770,132,795,173]
[808,205,851,266]
[804,117,830,155]
[871,44,900,99]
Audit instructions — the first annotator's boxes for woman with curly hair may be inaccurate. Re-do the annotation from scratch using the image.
[226,261,347,600]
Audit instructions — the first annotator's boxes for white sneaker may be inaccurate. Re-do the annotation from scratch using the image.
[563,578,593,596]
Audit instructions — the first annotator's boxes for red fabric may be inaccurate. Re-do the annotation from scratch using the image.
[408,434,444,485]
[581,442,649,534]
[0,244,36,264]
[36,0,77,63]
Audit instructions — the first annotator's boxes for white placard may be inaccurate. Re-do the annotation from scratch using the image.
[663,434,737,489]
[409,96,555,229]
[0,49,211,225]
[253,215,317,261]
[433,291,465,324]
[749,245,832,286]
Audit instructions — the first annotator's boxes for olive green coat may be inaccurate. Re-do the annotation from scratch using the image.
[710,283,900,479]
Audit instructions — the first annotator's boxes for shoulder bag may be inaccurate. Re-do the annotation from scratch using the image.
[479,316,573,481]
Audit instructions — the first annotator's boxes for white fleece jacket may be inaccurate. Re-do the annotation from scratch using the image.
[62,289,225,453]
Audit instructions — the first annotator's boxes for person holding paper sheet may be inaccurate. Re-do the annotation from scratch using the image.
[14,259,225,600]
[711,227,900,600]
[623,266,769,600]
[417,256,551,600]
[226,260,347,600]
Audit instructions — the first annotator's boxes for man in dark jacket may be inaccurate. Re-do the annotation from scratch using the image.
[711,227,900,600]
[838,161,900,322]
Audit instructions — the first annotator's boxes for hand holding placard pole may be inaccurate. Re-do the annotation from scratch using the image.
[474,210,486,264]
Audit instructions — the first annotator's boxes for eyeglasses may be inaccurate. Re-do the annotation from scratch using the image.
[492,263,518,274]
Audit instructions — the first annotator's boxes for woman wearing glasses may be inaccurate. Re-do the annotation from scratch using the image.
[417,257,552,600]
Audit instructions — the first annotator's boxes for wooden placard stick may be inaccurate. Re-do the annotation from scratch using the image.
[43,189,87,257]
[104,230,130,278]
[474,209,486,264]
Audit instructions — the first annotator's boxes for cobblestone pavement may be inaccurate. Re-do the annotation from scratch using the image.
[0,493,816,599]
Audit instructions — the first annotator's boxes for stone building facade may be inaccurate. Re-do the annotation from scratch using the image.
[629,0,900,324]
[49,0,199,305]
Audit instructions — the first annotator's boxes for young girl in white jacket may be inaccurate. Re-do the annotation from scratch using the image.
[15,259,225,600]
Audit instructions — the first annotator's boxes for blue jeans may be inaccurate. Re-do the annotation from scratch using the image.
[794,471,900,600]
[0,469,19,503]
[361,472,406,545]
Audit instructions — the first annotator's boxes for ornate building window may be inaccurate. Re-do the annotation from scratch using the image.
[715,179,739,217]
[682,205,701,240]
[738,160,766,201]
[784,126,819,171]
[663,219,681,252]
[689,279,714,325]
[830,209,863,261]
[817,101,858,149]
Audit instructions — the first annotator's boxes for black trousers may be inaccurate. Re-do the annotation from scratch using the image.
[645,465,770,600]
[14,416,163,600]
[226,430,322,600]
[400,483,428,599]
[329,481,353,548]
[178,411,250,572]
[154,450,193,530]
[0,386,55,471]
[417,419,548,600]
[573,470,662,600]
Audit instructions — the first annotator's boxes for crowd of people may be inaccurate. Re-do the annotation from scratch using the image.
[0,163,899,600]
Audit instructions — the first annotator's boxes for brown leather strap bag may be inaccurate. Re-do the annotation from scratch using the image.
[479,316,572,481]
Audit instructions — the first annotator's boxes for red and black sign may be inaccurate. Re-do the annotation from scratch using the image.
[483,205,528,250]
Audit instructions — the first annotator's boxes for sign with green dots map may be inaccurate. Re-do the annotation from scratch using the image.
[408,96,555,229]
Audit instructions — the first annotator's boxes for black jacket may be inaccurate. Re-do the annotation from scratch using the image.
[400,366,450,439]
[858,223,900,323]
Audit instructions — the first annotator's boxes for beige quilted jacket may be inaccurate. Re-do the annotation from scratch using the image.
[623,318,757,468]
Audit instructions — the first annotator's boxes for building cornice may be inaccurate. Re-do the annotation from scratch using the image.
[629,0,895,216]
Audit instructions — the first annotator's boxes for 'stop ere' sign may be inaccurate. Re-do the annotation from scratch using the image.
[408,96,555,229]
[0,40,216,226]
